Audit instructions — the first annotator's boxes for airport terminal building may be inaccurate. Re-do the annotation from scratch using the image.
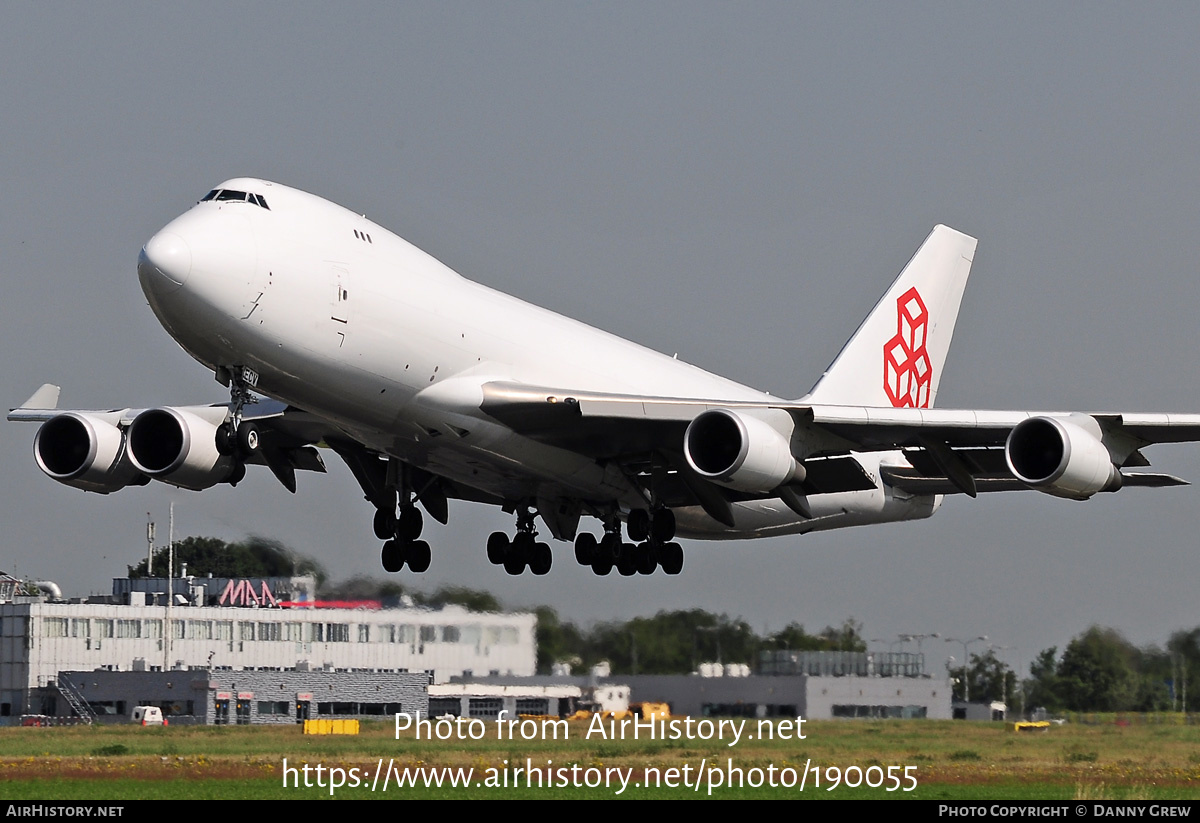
[0,575,536,720]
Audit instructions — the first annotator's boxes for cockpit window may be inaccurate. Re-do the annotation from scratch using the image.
[201,189,271,210]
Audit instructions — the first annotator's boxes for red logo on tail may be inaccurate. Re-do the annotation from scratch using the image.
[883,287,931,408]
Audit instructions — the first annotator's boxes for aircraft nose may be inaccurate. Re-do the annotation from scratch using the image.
[138,231,192,293]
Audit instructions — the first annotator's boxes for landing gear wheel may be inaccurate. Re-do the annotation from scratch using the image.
[225,462,246,487]
[617,543,638,576]
[373,509,397,541]
[530,542,552,575]
[591,553,613,575]
[407,540,431,573]
[574,533,598,565]
[381,540,405,573]
[627,509,650,542]
[650,509,676,543]
[398,506,423,541]
[215,424,235,456]
[636,541,658,575]
[599,533,621,561]
[487,532,509,564]
[659,542,684,575]
[505,532,533,575]
[236,422,260,457]
[503,551,526,575]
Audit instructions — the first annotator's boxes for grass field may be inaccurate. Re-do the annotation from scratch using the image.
[2,718,1198,800]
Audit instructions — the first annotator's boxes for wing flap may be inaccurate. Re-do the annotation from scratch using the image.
[800,456,878,494]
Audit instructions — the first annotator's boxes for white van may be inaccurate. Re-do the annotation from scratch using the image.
[131,706,166,726]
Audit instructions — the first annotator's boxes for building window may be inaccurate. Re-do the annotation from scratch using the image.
[187,620,212,640]
[258,623,281,642]
[43,618,69,638]
[358,625,370,643]
[240,623,256,641]
[420,626,437,643]
[428,698,461,717]
[469,698,503,718]
[116,619,141,639]
[70,619,90,638]
[515,698,549,715]
[831,704,928,719]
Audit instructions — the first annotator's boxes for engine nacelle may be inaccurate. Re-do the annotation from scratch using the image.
[1005,415,1120,500]
[683,408,803,493]
[34,412,142,493]
[127,407,235,490]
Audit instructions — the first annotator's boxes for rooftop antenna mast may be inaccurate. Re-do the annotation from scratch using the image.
[146,513,155,576]
[164,501,175,672]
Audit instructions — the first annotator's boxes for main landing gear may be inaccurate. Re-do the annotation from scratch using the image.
[486,508,552,576]
[371,459,435,574]
[376,505,431,574]
[573,508,684,576]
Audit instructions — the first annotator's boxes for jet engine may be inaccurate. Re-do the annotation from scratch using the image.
[127,407,236,490]
[34,412,142,493]
[1005,415,1120,500]
[683,408,803,492]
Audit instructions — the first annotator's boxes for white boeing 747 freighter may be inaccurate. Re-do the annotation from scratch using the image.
[12,179,1200,577]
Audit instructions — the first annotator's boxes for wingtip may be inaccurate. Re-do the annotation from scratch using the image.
[11,383,61,414]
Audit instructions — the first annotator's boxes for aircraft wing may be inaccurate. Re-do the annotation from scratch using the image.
[478,381,1199,505]
[8,384,328,494]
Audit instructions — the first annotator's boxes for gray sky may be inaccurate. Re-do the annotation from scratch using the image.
[3,3,1199,677]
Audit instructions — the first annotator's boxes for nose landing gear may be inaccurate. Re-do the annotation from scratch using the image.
[214,366,262,487]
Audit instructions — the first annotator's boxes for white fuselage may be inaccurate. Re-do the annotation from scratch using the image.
[137,179,935,539]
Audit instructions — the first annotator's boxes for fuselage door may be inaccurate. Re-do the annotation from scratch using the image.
[331,263,350,324]
[330,263,351,347]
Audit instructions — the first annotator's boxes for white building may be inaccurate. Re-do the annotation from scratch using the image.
[0,594,536,719]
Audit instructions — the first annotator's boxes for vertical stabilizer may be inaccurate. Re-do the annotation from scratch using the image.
[803,225,976,408]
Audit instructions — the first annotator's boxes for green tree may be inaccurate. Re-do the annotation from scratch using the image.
[1024,646,1061,712]
[414,586,503,613]
[534,606,586,674]
[1166,627,1200,711]
[818,618,868,652]
[1056,626,1140,712]
[950,650,1016,704]
[767,619,867,653]
[128,535,326,583]
[584,609,759,675]
[319,575,406,601]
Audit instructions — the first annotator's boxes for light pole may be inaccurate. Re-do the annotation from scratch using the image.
[945,636,988,703]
